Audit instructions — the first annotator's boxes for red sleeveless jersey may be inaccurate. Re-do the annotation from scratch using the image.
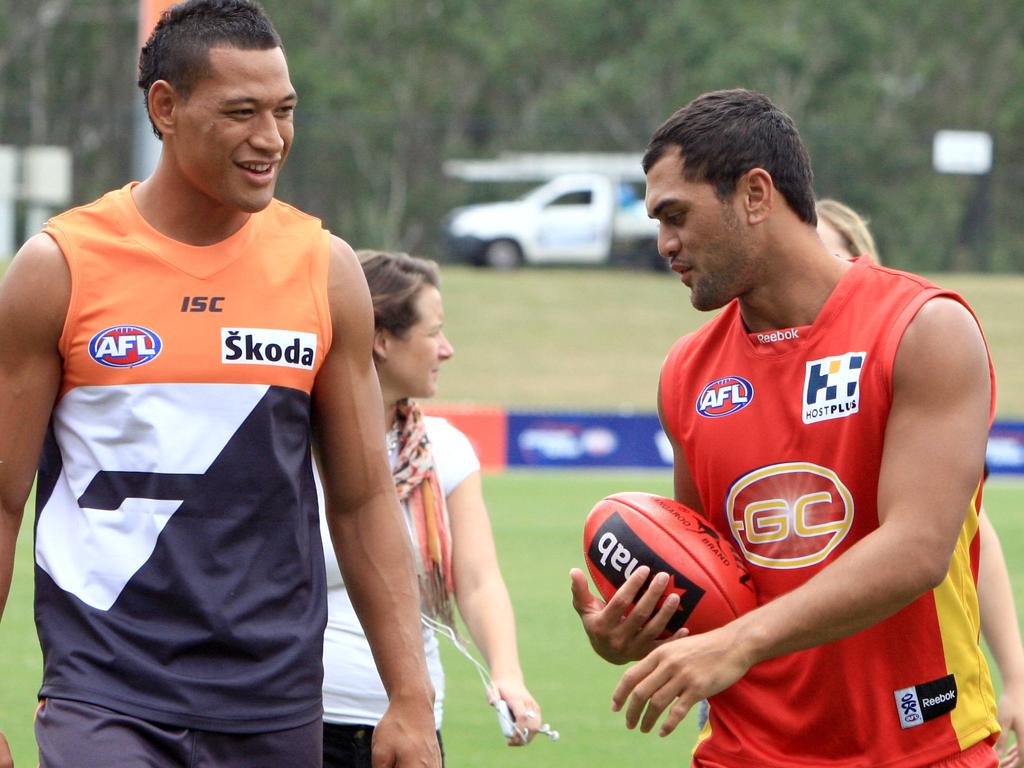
[660,258,998,767]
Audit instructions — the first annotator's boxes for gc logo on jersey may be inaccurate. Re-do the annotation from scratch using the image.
[696,376,753,418]
[803,352,866,424]
[725,461,854,569]
[89,325,163,368]
[222,328,317,369]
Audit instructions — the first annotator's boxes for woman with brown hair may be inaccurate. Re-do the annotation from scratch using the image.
[318,251,542,767]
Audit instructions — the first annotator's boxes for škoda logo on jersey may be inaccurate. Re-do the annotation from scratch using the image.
[725,462,854,569]
[221,328,317,369]
[89,325,163,368]
[802,352,866,424]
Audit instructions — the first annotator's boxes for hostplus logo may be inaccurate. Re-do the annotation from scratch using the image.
[802,352,866,424]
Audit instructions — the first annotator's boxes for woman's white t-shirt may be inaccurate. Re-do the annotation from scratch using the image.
[319,416,480,728]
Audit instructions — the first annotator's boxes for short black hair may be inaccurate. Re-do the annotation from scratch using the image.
[137,0,282,138]
[643,89,817,225]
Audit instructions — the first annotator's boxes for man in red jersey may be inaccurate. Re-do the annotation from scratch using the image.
[571,89,999,767]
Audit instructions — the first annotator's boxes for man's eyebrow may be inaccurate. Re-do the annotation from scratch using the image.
[651,198,683,218]
[221,92,298,107]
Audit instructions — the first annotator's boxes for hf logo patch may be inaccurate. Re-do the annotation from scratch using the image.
[894,674,958,729]
[696,376,753,418]
[221,328,317,370]
[89,325,162,368]
[802,352,866,424]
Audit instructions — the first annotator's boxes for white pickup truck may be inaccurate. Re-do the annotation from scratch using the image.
[442,173,662,269]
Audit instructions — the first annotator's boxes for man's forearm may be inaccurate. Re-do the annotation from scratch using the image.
[0,505,24,618]
[327,495,435,702]
[730,517,954,668]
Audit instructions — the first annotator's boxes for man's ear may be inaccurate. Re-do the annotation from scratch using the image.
[148,80,179,138]
[372,328,389,362]
[740,167,774,225]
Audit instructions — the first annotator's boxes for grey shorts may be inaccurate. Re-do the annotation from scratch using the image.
[36,698,323,768]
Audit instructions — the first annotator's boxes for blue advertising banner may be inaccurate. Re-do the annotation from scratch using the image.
[507,411,672,469]
[987,421,1024,476]
[502,410,1024,475]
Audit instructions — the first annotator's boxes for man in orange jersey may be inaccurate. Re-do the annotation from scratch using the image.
[0,2,439,767]
[571,89,1000,767]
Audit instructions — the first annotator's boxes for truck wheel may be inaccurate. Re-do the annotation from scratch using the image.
[482,239,523,270]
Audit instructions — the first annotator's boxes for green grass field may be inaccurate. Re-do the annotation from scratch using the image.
[4,475,1024,767]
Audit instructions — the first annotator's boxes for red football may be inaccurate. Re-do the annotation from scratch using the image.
[583,492,757,636]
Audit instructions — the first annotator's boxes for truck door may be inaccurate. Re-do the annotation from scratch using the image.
[531,177,613,264]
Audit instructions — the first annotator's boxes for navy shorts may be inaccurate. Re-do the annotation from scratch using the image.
[36,698,323,767]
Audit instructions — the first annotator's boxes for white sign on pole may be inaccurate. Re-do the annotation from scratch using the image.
[933,130,993,175]
[22,145,73,205]
[0,145,16,198]
[0,145,17,259]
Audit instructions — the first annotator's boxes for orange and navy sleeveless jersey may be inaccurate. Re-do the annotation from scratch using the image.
[35,183,333,732]
[660,258,998,767]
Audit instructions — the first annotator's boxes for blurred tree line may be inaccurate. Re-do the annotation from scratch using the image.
[1,0,1022,271]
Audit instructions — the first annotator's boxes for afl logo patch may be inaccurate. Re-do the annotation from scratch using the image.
[696,376,753,418]
[89,325,163,368]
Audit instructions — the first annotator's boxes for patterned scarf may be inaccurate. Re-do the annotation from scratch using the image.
[392,399,455,627]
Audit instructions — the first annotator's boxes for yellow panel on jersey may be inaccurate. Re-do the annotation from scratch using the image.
[934,487,998,749]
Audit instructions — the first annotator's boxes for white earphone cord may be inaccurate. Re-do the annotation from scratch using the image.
[421,614,559,742]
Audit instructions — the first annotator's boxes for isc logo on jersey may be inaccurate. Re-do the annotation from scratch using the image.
[221,328,317,370]
[696,376,753,418]
[725,462,854,569]
[89,325,162,368]
[803,351,866,424]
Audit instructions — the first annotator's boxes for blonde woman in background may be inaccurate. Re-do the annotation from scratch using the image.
[816,198,879,261]
[817,198,1024,768]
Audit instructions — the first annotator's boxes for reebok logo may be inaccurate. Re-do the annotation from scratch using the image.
[894,674,957,729]
[221,328,317,370]
[921,691,955,707]
[755,328,800,344]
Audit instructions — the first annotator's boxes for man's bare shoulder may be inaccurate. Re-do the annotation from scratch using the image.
[322,234,373,335]
[11,232,67,269]
[327,234,359,274]
[0,233,70,325]
[893,295,990,410]
[899,296,987,367]
[324,234,369,292]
